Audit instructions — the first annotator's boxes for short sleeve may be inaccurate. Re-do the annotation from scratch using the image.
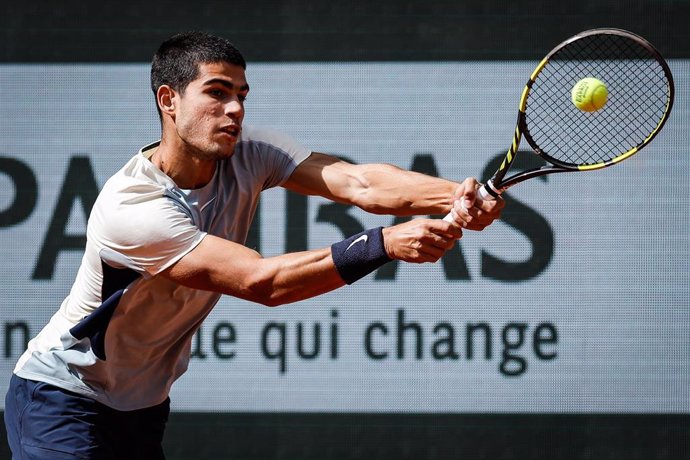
[91,189,206,277]
[236,125,312,189]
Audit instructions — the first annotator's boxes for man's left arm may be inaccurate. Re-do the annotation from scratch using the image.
[283,152,503,230]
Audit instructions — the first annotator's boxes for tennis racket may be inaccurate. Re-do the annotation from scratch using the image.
[445,27,674,219]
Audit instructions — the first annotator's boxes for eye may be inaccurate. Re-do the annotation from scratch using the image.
[238,93,248,103]
[209,89,225,98]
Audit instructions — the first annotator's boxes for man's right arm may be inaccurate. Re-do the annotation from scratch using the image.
[160,218,461,307]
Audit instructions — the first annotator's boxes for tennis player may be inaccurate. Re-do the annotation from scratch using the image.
[4,31,503,459]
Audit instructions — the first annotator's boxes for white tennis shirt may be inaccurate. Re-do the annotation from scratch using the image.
[14,125,311,410]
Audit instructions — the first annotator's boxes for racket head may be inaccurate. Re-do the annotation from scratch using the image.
[520,28,675,171]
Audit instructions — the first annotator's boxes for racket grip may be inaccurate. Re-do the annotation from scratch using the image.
[477,184,496,201]
[441,183,497,223]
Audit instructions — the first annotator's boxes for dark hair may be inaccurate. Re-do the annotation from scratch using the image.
[150,31,246,116]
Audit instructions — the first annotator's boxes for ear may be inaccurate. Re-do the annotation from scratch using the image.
[156,85,177,116]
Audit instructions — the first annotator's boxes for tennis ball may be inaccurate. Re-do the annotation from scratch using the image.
[571,77,608,112]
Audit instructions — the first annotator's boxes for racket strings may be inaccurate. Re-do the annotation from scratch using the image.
[524,33,672,167]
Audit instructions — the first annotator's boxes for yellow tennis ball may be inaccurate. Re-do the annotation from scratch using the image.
[571,77,608,112]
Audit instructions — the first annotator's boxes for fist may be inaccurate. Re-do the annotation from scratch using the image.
[382,218,462,263]
[448,178,504,231]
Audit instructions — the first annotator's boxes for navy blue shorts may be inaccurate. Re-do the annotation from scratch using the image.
[4,374,170,459]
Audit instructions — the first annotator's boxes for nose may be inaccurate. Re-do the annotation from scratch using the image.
[225,98,244,117]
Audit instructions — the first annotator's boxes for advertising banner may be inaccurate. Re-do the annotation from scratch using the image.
[1,62,688,413]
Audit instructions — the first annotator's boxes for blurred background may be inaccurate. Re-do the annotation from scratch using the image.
[1,1,688,459]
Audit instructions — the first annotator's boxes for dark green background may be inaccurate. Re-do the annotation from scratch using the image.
[2,1,689,458]
[2,1,689,62]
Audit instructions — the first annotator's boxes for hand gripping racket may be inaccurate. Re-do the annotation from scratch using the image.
[445,27,674,219]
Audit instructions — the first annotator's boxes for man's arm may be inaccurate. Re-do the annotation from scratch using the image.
[283,153,503,229]
[161,218,461,306]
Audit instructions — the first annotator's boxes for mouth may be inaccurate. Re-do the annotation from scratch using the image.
[219,125,241,139]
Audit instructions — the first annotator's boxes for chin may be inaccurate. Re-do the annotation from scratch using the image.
[204,142,237,161]
[220,143,238,158]
[218,137,239,155]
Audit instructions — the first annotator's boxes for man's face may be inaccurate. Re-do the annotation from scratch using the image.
[171,61,249,161]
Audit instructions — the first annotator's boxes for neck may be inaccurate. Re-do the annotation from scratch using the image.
[153,138,217,189]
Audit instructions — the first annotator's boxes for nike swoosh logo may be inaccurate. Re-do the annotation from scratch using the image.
[345,234,368,252]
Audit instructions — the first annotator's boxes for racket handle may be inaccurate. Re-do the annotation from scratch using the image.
[442,212,455,223]
[477,183,497,201]
[441,182,498,223]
